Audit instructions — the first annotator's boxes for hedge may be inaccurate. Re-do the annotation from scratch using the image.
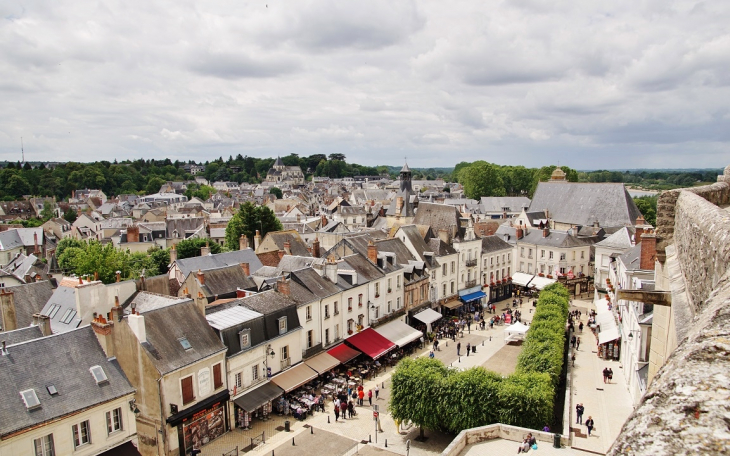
[389,282,570,434]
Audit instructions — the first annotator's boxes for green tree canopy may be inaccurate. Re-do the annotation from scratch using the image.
[270,187,283,199]
[459,161,506,199]
[175,237,222,260]
[63,207,78,224]
[225,202,283,250]
[633,196,657,226]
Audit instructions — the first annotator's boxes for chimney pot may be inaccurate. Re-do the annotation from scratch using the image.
[241,262,250,276]
[367,240,378,264]
[277,277,291,296]
[197,269,205,285]
[312,237,321,258]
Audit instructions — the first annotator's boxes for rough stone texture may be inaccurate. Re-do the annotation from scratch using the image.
[656,166,730,262]
[673,191,730,312]
[609,270,730,455]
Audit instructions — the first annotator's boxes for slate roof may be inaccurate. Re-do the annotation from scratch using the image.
[618,243,643,271]
[0,229,23,251]
[192,264,257,297]
[518,229,601,249]
[0,326,135,438]
[262,230,311,256]
[339,254,385,282]
[166,217,206,239]
[528,182,642,228]
[236,290,302,338]
[128,292,192,314]
[175,249,263,279]
[0,325,43,346]
[397,225,440,268]
[480,197,531,213]
[596,227,635,250]
[40,286,81,334]
[413,202,462,240]
[139,300,226,375]
[481,235,514,254]
[290,268,340,299]
[2,280,54,328]
[427,238,457,256]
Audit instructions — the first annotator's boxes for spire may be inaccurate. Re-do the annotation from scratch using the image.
[400,162,410,173]
[274,156,284,167]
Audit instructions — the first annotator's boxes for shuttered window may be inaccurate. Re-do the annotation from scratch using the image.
[213,363,223,390]
[181,376,194,404]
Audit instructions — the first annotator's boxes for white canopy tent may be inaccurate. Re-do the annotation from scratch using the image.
[511,272,534,288]
[529,275,557,290]
[504,322,530,342]
[413,308,443,333]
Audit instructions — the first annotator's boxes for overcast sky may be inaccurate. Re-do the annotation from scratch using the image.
[1,0,728,170]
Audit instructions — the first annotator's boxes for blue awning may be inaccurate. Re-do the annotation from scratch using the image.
[460,291,486,303]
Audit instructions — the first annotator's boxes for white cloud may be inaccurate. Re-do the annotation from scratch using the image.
[0,0,728,169]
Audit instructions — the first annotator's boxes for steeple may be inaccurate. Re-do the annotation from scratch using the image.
[399,161,412,193]
[274,156,284,168]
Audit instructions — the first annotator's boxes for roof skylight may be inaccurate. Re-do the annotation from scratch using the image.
[90,365,108,384]
[20,389,40,409]
[179,337,192,350]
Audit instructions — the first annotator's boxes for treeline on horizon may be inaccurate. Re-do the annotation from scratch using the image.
[0,153,721,202]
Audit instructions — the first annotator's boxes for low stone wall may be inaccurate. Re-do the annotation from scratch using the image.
[673,191,730,311]
[440,423,568,456]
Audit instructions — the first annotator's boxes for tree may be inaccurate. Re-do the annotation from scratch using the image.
[175,238,222,260]
[40,201,54,221]
[63,207,78,224]
[148,246,171,275]
[225,202,283,250]
[270,187,283,199]
[460,161,506,199]
[328,153,346,161]
[146,176,165,195]
[633,196,657,226]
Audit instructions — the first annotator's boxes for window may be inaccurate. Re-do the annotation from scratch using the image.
[106,408,123,434]
[178,337,192,350]
[560,267,566,274]
[451,281,455,293]
[520,262,525,271]
[307,330,314,348]
[541,250,545,258]
[34,434,55,456]
[375,282,380,296]
[325,328,330,345]
[442,264,447,275]
[213,363,223,389]
[397,297,401,309]
[528,248,533,258]
[239,329,251,349]
[520,247,524,257]
[581,251,585,259]
[358,294,363,307]
[181,376,195,404]
[358,314,364,326]
[278,317,287,334]
[306,306,312,321]
[442,283,447,296]
[348,297,353,311]
[560,253,566,261]
[334,301,339,315]
[252,364,259,381]
[348,319,354,332]
[20,389,41,409]
[324,304,330,319]
[572,251,576,260]
[451,261,455,273]
[388,278,392,291]
[72,420,91,448]
[59,308,77,324]
[281,345,289,360]
[235,372,243,388]
[549,251,554,259]
[47,304,61,318]
[387,301,392,313]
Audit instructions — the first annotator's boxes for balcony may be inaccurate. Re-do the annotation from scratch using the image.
[465,259,478,267]
[280,357,292,370]
[465,279,477,288]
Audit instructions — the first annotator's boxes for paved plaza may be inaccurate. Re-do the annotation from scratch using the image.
[198,297,635,456]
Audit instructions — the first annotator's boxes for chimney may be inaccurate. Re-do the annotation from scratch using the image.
[396,197,404,215]
[321,214,327,227]
[239,234,249,250]
[236,288,247,298]
[32,313,52,336]
[640,229,657,270]
[201,241,211,256]
[169,244,178,263]
[367,240,378,265]
[240,262,250,276]
[283,240,291,255]
[297,213,301,223]
[94,271,99,282]
[126,225,140,243]
[254,230,262,250]
[197,269,205,285]
[33,232,40,255]
[515,227,524,240]
[140,274,146,291]
[115,270,121,282]
[91,313,114,358]
[542,227,549,238]
[0,288,18,332]
[635,215,647,245]
[312,237,321,258]
[325,256,338,283]
[276,277,291,296]
[110,296,123,322]
[128,313,147,343]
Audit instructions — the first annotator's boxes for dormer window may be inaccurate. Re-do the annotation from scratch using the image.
[90,365,108,384]
[20,389,41,409]
[239,329,251,349]
[278,317,287,335]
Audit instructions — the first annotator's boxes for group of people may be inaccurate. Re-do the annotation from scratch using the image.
[602,367,614,383]
[516,432,537,453]
[575,403,595,436]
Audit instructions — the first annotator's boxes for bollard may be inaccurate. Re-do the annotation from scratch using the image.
[482,340,484,346]
[385,439,388,448]
[458,357,461,363]
[328,416,330,424]
[292,437,295,446]
[369,435,372,443]
[489,336,492,341]
[311,426,314,434]
[382,381,385,388]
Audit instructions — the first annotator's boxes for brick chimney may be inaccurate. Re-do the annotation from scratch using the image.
[110,295,123,322]
[278,249,285,260]
[115,270,121,282]
[640,229,657,270]
[543,227,550,238]
[321,214,328,227]
[94,271,99,282]
[635,215,647,245]
[276,277,291,296]
[254,230,262,250]
[32,313,52,336]
[312,237,321,258]
[367,240,378,264]
[201,241,211,256]
[33,232,40,255]
[325,255,338,283]
[515,227,524,239]
[91,313,114,358]
[283,240,291,255]
[169,244,177,263]
[0,288,18,332]
[239,234,249,250]
[197,269,205,285]
[240,262,250,276]
[126,225,140,243]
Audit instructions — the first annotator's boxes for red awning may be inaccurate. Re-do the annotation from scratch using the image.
[327,343,361,364]
[344,328,396,360]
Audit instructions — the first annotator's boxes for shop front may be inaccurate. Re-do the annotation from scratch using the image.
[232,382,284,430]
[167,390,229,455]
[459,286,486,313]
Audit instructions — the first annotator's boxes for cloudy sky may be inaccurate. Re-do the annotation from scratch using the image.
[1,0,728,169]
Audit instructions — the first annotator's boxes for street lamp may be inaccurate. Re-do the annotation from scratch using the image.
[627,330,641,340]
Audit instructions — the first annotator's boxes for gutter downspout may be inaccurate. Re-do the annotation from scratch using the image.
[158,377,167,456]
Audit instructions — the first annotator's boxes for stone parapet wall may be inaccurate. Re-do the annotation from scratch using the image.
[673,191,730,312]
[441,423,568,456]
[655,165,730,262]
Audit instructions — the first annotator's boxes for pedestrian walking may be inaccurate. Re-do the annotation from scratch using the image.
[348,400,355,418]
[602,367,609,383]
[375,385,380,399]
[607,368,613,383]
[457,342,461,356]
[368,389,373,406]
[585,416,595,436]
[579,322,584,332]
[576,337,581,350]
[466,342,471,356]
[571,352,576,367]
[334,401,340,421]
[576,403,584,424]
[571,335,576,348]
[358,388,364,406]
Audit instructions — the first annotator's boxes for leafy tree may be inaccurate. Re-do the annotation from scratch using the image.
[40,201,54,221]
[633,196,657,226]
[530,165,579,196]
[175,237,222,260]
[7,174,31,198]
[148,246,171,274]
[460,161,506,199]
[225,202,283,250]
[146,176,166,195]
[63,207,78,224]
[270,187,283,199]
[328,153,346,161]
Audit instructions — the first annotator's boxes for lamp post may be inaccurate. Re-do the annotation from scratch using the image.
[263,344,276,378]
